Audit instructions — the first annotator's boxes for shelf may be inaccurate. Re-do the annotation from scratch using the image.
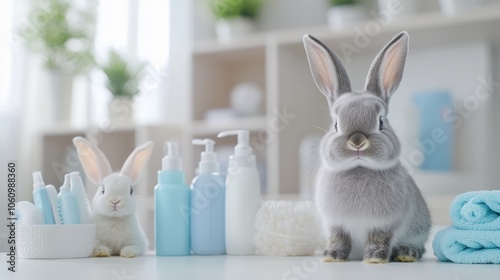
[193,3,500,53]
[191,116,267,136]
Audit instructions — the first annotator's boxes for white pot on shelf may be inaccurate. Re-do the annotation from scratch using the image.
[327,4,368,29]
[215,17,255,42]
[439,0,485,16]
[377,0,421,21]
[47,69,74,124]
[109,97,134,123]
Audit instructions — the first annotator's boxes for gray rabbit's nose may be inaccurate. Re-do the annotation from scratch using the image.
[347,132,370,151]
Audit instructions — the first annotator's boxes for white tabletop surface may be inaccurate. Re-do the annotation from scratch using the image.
[2,253,500,280]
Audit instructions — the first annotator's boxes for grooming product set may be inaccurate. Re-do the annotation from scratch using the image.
[21,172,86,225]
[155,129,261,256]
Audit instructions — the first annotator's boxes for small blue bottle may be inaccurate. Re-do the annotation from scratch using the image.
[57,174,80,224]
[191,139,226,255]
[155,142,191,256]
[32,171,55,224]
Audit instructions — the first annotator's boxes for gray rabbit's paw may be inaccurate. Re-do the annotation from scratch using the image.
[363,258,388,264]
[120,246,139,258]
[392,246,420,262]
[93,245,111,257]
[322,249,349,262]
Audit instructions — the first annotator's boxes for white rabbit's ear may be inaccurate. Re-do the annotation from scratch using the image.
[73,137,112,185]
[303,34,352,106]
[120,141,154,185]
[365,31,409,103]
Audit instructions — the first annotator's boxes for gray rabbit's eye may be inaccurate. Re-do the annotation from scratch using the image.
[379,117,384,131]
[130,187,133,195]
[100,186,105,194]
[334,121,338,132]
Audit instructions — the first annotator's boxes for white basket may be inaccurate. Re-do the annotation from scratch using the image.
[17,224,96,259]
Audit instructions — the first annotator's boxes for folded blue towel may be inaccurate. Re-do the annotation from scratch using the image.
[450,191,500,230]
[433,226,500,264]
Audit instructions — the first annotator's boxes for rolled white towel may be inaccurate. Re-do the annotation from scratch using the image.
[254,200,321,256]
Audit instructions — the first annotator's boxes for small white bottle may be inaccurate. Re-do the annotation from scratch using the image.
[217,130,261,255]
[58,174,80,224]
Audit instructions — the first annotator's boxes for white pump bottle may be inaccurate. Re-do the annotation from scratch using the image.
[217,130,261,255]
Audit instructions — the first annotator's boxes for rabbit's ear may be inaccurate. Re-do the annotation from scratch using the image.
[73,137,112,185]
[365,32,409,103]
[303,34,352,106]
[120,141,154,185]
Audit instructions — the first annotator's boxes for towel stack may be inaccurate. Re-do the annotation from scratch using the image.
[433,191,500,264]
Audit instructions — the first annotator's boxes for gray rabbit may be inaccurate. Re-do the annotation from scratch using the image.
[303,32,431,263]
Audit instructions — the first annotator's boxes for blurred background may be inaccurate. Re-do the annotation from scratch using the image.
[1,0,499,251]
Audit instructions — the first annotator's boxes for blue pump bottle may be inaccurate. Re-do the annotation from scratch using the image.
[190,139,226,255]
[155,142,191,256]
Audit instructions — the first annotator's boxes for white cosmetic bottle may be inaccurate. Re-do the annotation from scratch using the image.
[217,130,261,255]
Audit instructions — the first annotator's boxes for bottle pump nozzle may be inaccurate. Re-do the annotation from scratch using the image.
[217,130,255,167]
[162,142,182,170]
[192,138,219,174]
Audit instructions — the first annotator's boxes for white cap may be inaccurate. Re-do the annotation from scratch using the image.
[192,138,219,173]
[217,130,255,167]
[60,174,70,193]
[162,142,182,171]
[32,171,45,190]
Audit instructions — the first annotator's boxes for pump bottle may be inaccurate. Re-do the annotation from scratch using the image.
[217,130,261,255]
[190,139,226,255]
[155,142,191,256]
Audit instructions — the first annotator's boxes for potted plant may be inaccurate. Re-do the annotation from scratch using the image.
[211,0,262,42]
[327,0,368,29]
[20,0,95,123]
[101,50,145,123]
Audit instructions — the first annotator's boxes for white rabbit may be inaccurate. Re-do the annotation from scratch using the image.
[303,32,431,263]
[73,137,153,258]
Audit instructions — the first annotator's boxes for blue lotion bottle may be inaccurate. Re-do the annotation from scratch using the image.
[32,172,55,224]
[57,174,80,224]
[155,142,191,256]
[191,139,226,255]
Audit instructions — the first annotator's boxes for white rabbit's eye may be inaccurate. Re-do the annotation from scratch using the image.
[379,117,384,131]
[130,188,133,195]
[101,186,105,194]
[334,121,338,132]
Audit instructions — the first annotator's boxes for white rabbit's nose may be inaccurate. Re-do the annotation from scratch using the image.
[347,133,370,151]
[110,198,122,206]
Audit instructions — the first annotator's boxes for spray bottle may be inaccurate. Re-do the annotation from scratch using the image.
[190,139,225,255]
[217,130,261,255]
[155,142,190,256]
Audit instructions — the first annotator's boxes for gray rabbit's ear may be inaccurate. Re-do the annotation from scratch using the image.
[365,31,409,103]
[120,141,154,185]
[73,137,112,185]
[303,34,352,106]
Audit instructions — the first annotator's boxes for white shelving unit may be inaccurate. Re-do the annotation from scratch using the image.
[187,3,500,197]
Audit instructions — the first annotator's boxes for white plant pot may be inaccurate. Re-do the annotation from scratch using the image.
[377,0,421,21]
[47,69,74,124]
[215,17,255,42]
[109,97,134,123]
[327,5,368,29]
[439,0,485,16]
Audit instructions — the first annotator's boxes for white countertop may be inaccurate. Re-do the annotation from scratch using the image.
[2,254,500,280]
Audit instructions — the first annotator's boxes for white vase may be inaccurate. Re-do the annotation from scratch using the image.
[215,17,255,42]
[47,69,74,124]
[439,0,485,16]
[109,97,134,123]
[377,0,421,21]
[327,4,368,29]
